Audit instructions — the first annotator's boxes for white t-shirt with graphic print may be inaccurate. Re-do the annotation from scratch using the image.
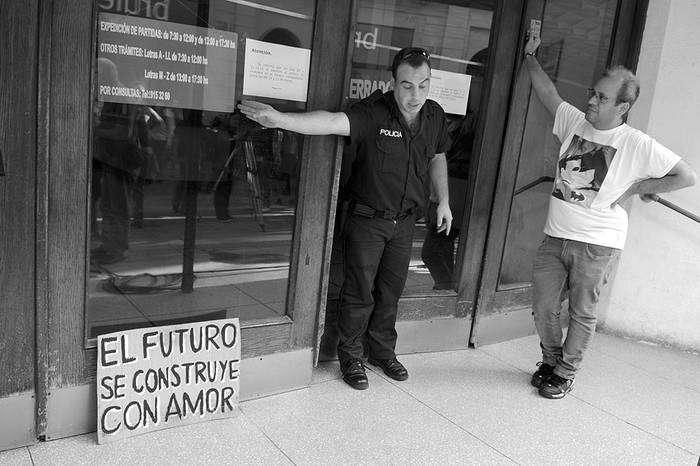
[544,102,681,249]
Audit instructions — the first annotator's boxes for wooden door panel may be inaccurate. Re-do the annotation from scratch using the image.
[0,0,39,450]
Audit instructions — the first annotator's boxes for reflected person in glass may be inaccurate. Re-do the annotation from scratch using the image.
[92,58,142,265]
[420,48,487,290]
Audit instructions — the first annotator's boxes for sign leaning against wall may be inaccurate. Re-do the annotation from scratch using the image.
[97,318,241,444]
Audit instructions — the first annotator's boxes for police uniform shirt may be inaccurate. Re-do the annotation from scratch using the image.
[344,89,451,214]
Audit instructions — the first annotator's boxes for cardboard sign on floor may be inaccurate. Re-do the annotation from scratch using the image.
[97,318,240,444]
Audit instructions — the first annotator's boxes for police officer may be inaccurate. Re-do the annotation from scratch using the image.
[239,47,452,390]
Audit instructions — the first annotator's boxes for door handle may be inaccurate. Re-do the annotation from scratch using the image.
[0,148,4,176]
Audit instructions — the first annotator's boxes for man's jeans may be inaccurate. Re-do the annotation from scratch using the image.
[532,235,621,379]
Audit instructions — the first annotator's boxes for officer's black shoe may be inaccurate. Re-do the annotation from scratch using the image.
[341,358,369,390]
[368,357,408,381]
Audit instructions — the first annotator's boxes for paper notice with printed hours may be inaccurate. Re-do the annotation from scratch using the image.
[97,12,237,112]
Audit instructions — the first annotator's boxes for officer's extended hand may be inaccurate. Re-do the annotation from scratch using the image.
[436,202,453,236]
[238,100,281,128]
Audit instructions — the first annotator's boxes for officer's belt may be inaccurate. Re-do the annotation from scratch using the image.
[349,200,415,221]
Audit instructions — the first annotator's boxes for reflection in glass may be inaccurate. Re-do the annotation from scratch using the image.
[498,0,618,289]
[87,0,315,340]
[421,47,489,291]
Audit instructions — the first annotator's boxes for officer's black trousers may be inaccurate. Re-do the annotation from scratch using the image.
[337,212,416,363]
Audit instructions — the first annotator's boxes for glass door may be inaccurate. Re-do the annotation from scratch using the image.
[321,0,527,357]
[469,0,643,346]
[87,0,319,342]
[42,0,352,439]
[342,0,496,298]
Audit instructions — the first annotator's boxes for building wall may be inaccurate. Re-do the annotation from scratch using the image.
[598,0,700,352]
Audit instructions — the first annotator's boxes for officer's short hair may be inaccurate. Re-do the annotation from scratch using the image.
[392,47,431,79]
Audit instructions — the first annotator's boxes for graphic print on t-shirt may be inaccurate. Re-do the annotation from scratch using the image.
[552,134,616,208]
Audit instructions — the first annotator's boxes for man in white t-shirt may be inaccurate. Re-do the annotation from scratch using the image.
[523,33,697,399]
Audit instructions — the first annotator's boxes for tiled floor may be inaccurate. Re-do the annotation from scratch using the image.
[2,332,699,465]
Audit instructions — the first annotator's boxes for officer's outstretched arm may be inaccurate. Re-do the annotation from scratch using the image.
[523,36,563,116]
[238,100,350,136]
[429,153,452,235]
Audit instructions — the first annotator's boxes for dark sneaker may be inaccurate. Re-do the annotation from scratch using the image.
[531,362,555,388]
[367,357,408,381]
[538,374,575,399]
[217,215,234,223]
[341,358,368,390]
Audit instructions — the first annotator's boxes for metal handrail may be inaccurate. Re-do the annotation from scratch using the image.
[649,194,700,224]
[513,176,554,196]
[513,178,699,224]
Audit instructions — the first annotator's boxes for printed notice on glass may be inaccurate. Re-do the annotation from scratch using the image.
[428,69,471,116]
[97,13,237,112]
[243,39,311,102]
[97,318,241,444]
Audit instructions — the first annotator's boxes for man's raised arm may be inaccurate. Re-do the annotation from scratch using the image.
[238,100,350,137]
[523,35,564,116]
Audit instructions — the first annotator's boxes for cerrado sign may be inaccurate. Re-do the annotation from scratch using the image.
[97,318,241,444]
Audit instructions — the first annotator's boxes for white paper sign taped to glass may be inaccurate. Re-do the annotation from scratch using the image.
[428,69,472,116]
[243,39,311,102]
[97,318,241,444]
[97,13,237,112]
